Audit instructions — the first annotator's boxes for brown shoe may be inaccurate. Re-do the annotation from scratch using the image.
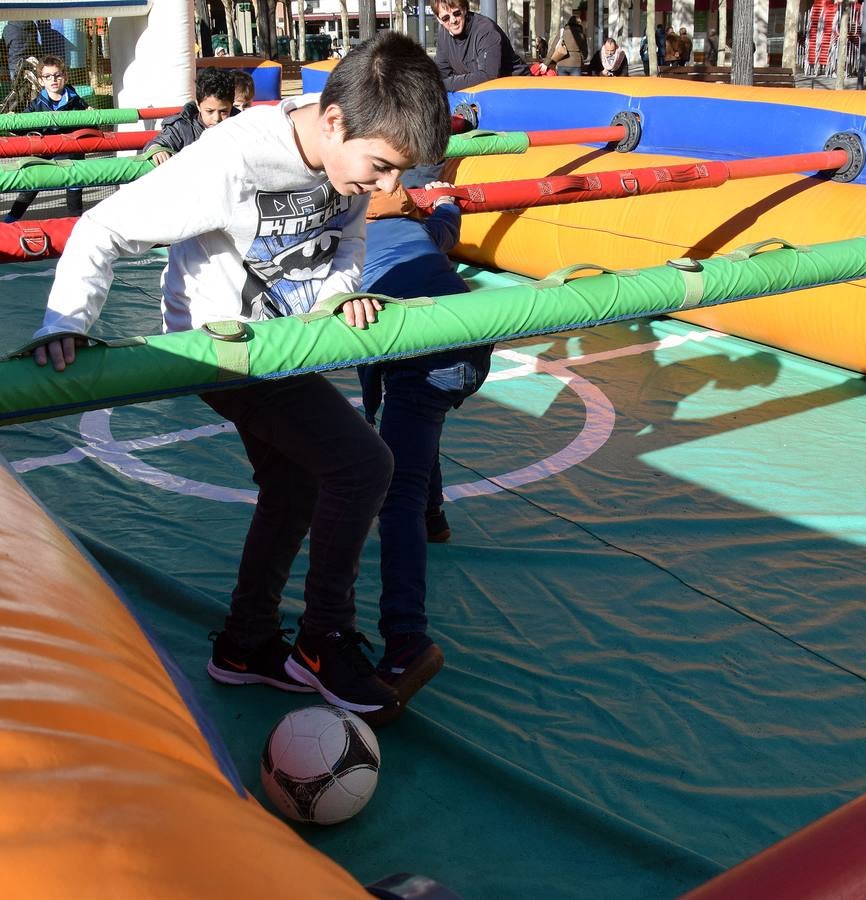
[426,508,451,543]
[377,634,445,707]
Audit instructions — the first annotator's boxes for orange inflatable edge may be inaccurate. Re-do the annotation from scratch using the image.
[0,461,368,899]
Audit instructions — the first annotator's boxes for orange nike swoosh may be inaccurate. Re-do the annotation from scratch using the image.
[223,657,248,672]
[297,646,321,673]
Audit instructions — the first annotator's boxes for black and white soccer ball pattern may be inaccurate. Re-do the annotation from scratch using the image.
[261,705,381,825]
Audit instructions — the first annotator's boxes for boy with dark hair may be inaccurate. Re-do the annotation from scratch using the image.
[31,32,452,726]
[3,55,89,223]
[359,184,492,710]
[232,69,256,111]
[145,66,237,166]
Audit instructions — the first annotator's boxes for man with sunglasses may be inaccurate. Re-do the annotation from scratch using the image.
[433,0,529,92]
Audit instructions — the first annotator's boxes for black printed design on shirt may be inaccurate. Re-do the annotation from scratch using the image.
[241,183,352,318]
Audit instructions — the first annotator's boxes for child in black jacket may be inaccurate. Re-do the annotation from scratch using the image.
[144,67,237,166]
[3,55,89,223]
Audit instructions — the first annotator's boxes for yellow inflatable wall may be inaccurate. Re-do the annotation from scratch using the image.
[435,78,866,374]
[447,143,866,374]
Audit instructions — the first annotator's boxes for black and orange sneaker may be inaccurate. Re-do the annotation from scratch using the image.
[377,633,445,706]
[426,507,451,543]
[207,629,315,693]
[286,628,400,724]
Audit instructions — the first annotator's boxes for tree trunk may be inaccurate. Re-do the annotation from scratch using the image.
[358,0,377,41]
[222,0,237,54]
[196,0,214,57]
[547,0,563,60]
[718,0,727,65]
[497,0,508,34]
[298,0,307,61]
[391,0,403,36]
[339,0,350,51]
[860,10,866,89]
[285,0,297,58]
[256,0,278,57]
[836,0,849,88]
[731,0,754,85]
[646,0,657,75]
[610,0,629,45]
[781,0,799,71]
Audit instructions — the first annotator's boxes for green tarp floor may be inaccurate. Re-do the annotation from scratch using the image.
[3,256,866,898]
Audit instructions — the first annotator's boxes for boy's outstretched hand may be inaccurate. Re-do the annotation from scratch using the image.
[32,335,84,371]
[339,295,383,328]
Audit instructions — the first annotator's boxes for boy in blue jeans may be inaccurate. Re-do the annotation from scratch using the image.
[359,184,492,710]
[32,33,452,726]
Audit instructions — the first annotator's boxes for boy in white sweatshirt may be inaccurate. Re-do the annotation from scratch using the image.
[31,32,452,726]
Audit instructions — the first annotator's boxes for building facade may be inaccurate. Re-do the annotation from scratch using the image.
[233,0,856,75]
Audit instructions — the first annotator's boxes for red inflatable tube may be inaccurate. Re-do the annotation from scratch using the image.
[409,150,850,213]
[409,161,732,212]
[137,107,184,120]
[526,126,626,146]
[0,129,158,157]
[0,218,76,262]
[136,102,279,121]
[724,149,848,180]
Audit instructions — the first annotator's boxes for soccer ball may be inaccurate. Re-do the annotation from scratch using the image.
[261,705,381,825]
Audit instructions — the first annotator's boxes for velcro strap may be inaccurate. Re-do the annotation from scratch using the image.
[2,332,146,361]
[667,258,705,308]
[297,292,434,324]
[678,268,705,307]
[203,320,251,380]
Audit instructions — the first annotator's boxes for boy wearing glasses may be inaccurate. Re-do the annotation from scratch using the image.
[3,55,89,223]
[433,0,529,92]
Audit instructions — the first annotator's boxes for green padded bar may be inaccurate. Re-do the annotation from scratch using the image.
[0,108,141,131]
[0,151,156,191]
[444,130,531,158]
[1,234,864,426]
